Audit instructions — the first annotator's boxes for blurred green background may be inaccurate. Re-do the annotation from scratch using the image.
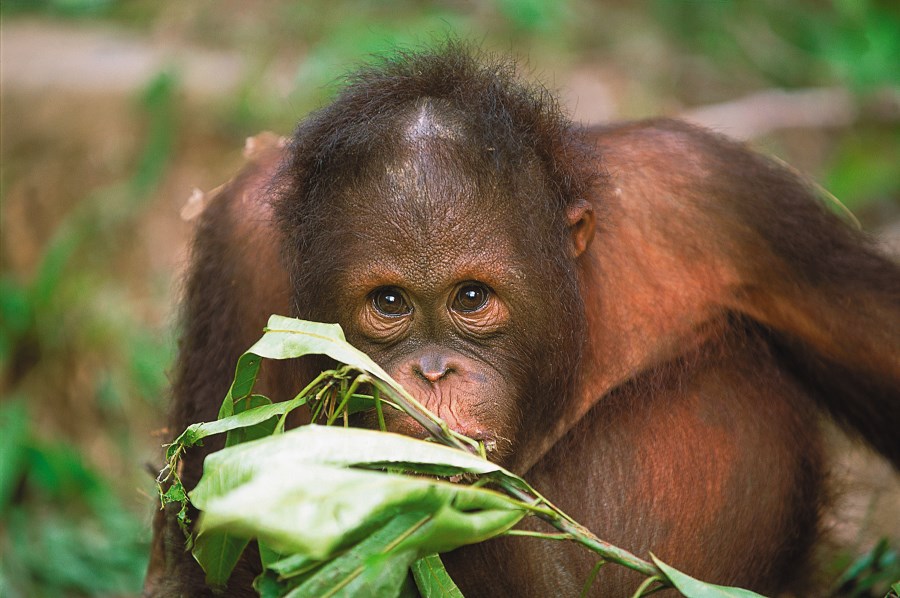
[1,1,898,596]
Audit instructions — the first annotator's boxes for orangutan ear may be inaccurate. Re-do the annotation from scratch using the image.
[566,199,596,258]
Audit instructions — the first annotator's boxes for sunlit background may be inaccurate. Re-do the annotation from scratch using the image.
[1,1,898,595]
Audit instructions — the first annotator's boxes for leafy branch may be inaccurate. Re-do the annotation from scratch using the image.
[156,315,764,597]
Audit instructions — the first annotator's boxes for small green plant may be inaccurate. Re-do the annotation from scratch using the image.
[156,316,765,597]
[0,69,177,598]
[831,538,900,598]
[0,401,149,597]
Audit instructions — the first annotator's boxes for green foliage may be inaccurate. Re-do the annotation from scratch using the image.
[825,129,900,211]
[0,400,149,598]
[0,277,32,370]
[191,429,528,593]
[652,556,766,597]
[831,538,900,598]
[0,0,114,17]
[191,428,529,558]
[132,71,179,197]
[0,70,177,396]
[410,554,464,598]
[647,0,899,89]
[492,0,568,34]
[157,316,764,598]
[0,71,177,597]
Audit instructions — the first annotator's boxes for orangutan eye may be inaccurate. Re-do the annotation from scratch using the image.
[453,283,490,313]
[371,287,411,317]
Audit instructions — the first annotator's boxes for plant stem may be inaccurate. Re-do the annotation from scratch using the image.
[499,482,660,578]
[580,560,605,598]
[363,375,665,583]
[276,370,334,433]
[631,575,663,598]
[370,379,473,452]
[374,387,386,431]
[327,376,364,425]
[504,530,574,541]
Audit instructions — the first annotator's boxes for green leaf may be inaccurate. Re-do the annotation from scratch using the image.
[162,483,187,504]
[197,425,514,477]
[190,427,527,560]
[240,317,523,473]
[285,511,426,598]
[651,555,766,598]
[193,464,524,560]
[832,537,900,594]
[226,394,276,447]
[169,398,308,458]
[411,554,464,598]
[258,541,287,568]
[268,553,323,578]
[0,399,29,511]
[247,317,420,405]
[0,276,32,337]
[218,352,264,419]
[254,570,288,598]
[192,529,250,588]
[188,316,402,454]
[251,317,390,383]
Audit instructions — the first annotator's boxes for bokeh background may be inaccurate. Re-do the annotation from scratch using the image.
[1,1,898,596]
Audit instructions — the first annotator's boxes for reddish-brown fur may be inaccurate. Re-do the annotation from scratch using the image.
[144,48,899,597]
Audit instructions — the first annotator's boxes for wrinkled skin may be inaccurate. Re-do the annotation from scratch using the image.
[145,48,900,597]
[298,114,589,469]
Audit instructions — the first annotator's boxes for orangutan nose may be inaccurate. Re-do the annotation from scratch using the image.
[413,354,454,383]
